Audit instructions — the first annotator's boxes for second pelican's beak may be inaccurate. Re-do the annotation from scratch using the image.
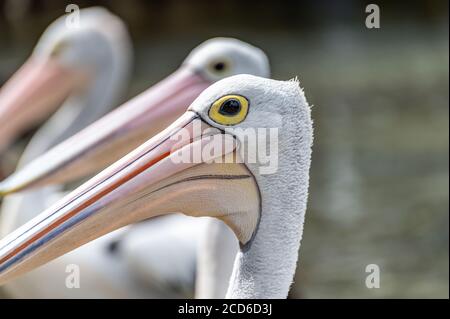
[0,111,260,284]
[0,67,211,195]
[0,58,83,152]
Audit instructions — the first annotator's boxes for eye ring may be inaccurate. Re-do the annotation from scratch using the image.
[208,94,249,126]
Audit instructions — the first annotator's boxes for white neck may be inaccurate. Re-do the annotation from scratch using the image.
[226,105,313,298]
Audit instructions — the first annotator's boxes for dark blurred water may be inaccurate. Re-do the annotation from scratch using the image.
[0,1,448,298]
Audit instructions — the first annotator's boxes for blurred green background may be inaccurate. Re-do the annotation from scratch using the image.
[0,0,448,298]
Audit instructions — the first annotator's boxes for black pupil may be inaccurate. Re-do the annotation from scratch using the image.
[214,62,226,71]
[219,99,241,116]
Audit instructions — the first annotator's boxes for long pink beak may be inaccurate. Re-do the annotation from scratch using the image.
[0,67,211,194]
[0,58,81,152]
[0,111,260,284]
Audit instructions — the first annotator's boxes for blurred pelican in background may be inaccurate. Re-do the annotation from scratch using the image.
[0,6,133,297]
[0,6,270,296]
[0,74,313,298]
[0,7,131,154]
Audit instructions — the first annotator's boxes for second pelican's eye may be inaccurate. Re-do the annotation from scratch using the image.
[209,95,249,126]
[213,62,226,71]
[208,59,230,74]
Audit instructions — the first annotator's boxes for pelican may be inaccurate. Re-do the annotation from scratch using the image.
[0,6,133,297]
[0,74,313,298]
[0,7,131,154]
[0,17,270,296]
[0,7,133,231]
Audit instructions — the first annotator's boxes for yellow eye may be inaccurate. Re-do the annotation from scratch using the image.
[208,94,249,126]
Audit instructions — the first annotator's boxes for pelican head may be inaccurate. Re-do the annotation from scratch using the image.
[184,37,269,82]
[0,37,269,194]
[0,7,132,152]
[0,74,313,298]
